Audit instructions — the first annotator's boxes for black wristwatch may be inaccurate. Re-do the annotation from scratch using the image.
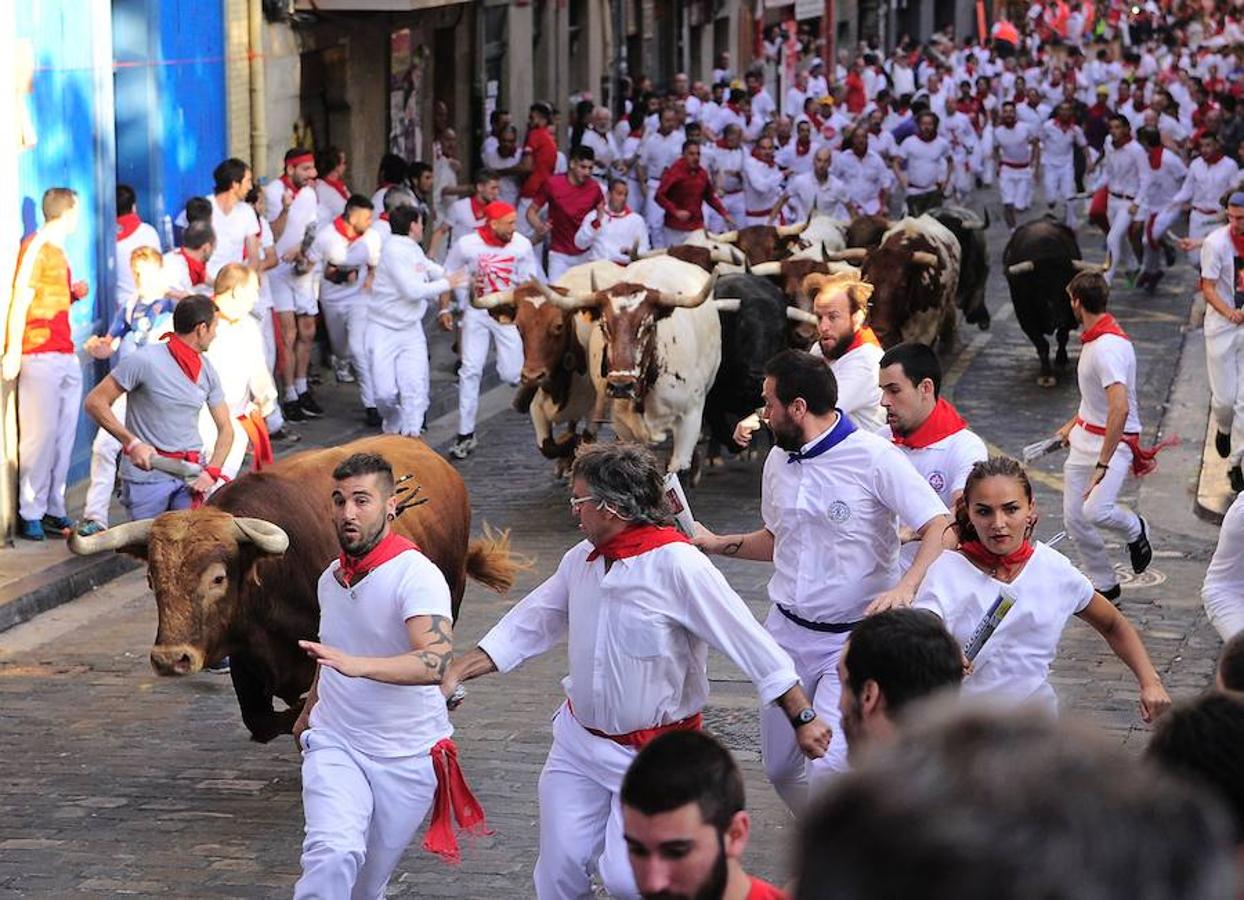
[790,707,818,729]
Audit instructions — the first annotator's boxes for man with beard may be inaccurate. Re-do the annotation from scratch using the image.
[621,731,788,900]
[292,451,486,897]
[802,272,886,433]
[893,111,951,216]
[442,442,825,900]
[994,101,1040,230]
[835,608,963,762]
[656,140,735,248]
[696,350,950,806]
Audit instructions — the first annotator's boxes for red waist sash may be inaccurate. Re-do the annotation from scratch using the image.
[568,699,702,749]
[1074,416,1178,477]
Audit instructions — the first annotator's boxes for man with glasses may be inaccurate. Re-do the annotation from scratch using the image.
[441,442,827,900]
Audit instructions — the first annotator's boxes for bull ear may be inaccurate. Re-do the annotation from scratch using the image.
[233,517,290,555]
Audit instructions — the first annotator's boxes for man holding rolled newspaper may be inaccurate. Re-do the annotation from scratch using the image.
[83,294,234,520]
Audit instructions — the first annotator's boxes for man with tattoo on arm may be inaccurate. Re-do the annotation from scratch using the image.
[292,452,487,897]
[442,443,827,900]
[695,350,951,807]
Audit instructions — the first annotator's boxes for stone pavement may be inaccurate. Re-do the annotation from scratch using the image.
[0,201,1234,897]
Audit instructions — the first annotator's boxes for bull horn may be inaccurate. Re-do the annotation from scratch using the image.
[960,209,987,230]
[707,229,738,244]
[471,288,515,309]
[533,277,598,311]
[712,262,747,275]
[714,298,741,313]
[68,518,154,555]
[823,248,868,263]
[638,248,669,259]
[776,212,811,238]
[910,251,939,267]
[786,306,819,325]
[709,247,741,264]
[1007,260,1036,275]
[657,272,717,309]
[627,239,641,262]
[233,517,289,554]
[749,261,782,277]
[1071,255,1110,273]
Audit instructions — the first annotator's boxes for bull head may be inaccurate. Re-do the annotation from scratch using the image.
[70,512,290,676]
[471,287,518,323]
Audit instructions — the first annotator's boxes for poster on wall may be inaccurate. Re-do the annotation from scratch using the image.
[389,28,426,162]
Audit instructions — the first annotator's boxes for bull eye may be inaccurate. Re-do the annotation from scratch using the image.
[212,573,227,586]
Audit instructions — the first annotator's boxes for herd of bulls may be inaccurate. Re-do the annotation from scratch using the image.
[476,208,1105,479]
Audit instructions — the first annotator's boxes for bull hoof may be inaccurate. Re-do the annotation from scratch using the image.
[1055,350,1069,368]
[976,311,991,331]
[247,708,299,743]
[1037,374,1057,388]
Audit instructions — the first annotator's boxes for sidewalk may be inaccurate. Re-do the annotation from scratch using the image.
[0,323,514,634]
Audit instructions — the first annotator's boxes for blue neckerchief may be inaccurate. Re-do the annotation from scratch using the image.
[787,411,856,464]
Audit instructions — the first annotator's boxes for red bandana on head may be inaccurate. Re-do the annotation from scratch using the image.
[338,530,420,587]
[846,326,881,352]
[161,333,203,383]
[1080,313,1128,343]
[116,213,142,241]
[333,216,360,243]
[892,397,969,449]
[180,249,207,287]
[585,524,690,563]
[959,539,1035,573]
[322,176,350,200]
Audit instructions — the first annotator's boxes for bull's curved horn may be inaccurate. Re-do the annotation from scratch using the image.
[749,261,782,277]
[776,212,811,238]
[68,518,154,555]
[471,288,516,309]
[714,298,741,313]
[910,251,939,267]
[637,248,669,259]
[707,229,739,244]
[712,262,747,275]
[233,517,289,554]
[1071,255,1110,273]
[590,269,599,293]
[533,277,599,311]
[823,248,868,263]
[960,209,987,230]
[710,247,741,265]
[1007,260,1036,275]
[627,239,641,261]
[657,273,717,309]
[786,306,819,325]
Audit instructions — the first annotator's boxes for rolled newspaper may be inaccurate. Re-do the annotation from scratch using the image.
[148,456,203,482]
[963,588,1017,663]
[1021,436,1064,463]
[662,472,696,537]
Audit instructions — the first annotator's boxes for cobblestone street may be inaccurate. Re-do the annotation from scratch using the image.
[0,210,1228,897]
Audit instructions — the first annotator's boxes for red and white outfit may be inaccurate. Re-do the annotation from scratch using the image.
[476,528,799,899]
[829,148,889,216]
[518,126,559,239]
[444,220,536,434]
[1202,492,1244,641]
[915,541,1094,716]
[705,141,746,231]
[741,151,785,226]
[760,413,947,807]
[1166,154,1242,267]
[199,309,278,481]
[1200,224,1244,474]
[995,122,1038,210]
[1100,137,1151,284]
[1040,118,1087,227]
[655,159,730,248]
[573,206,650,265]
[531,174,604,280]
[296,536,485,898]
[308,218,382,409]
[262,174,320,316]
[810,328,888,433]
[162,248,210,296]
[115,213,161,311]
[1138,147,1188,279]
[775,137,818,177]
[442,195,490,250]
[315,176,350,225]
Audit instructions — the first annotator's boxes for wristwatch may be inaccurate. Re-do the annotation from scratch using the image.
[790,707,818,729]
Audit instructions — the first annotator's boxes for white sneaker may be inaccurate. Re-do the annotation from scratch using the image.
[449,435,477,460]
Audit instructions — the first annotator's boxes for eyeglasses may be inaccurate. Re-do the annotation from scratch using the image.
[569,495,599,512]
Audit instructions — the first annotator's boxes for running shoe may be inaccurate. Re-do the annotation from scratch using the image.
[449,434,477,460]
[299,391,324,418]
[1127,516,1152,574]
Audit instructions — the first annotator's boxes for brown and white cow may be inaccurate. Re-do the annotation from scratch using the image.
[860,215,962,348]
[69,436,520,742]
[704,217,811,264]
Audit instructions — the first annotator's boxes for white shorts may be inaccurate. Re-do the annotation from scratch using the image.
[270,264,317,316]
[998,166,1035,209]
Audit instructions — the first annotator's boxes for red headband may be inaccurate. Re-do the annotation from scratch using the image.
[286,152,314,169]
[484,201,517,222]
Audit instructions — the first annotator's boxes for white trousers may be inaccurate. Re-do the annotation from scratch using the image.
[759,607,848,814]
[548,250,591,282]
[1142,207,1181,275]
[1206,325,1244,468]
[533,704,640,900]
[322,298,374,407]
[1202,494,1244,641]
[1064,434,1141,591]
[83,396,126,527]
[1042,161,1078,227]
[644,182,666,248]
[1104,194,1139,284]
[368,322,430,437]
[998,166,1035,209]
[1188,209,1225,268]
[18,352,82,522]
[295,727,438,900]
[458,307,522,435]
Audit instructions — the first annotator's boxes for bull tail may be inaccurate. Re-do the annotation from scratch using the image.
[466,523,532,593]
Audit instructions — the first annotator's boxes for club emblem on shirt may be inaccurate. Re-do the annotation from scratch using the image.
[478,253,516,292]
[928,471,946,493]
[827,500,851,523]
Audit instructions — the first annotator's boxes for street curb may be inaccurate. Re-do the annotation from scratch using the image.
[0,552,138,634]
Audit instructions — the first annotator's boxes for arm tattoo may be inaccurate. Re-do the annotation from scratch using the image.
[722,539,743,557]
[414,648,451,680]
[413,616,453,680]
[423,615,453,649]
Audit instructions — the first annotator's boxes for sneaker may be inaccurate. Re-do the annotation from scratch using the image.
[74,519,107,538]
[1101,584,1122,604]
[449,434,477,460]
[18,518,45,541]
[269,428,302,445]
[1230,465,1244,494]
[282,399,308,423]
[299,391,324,418]
[41,515,73,536]
[205,656,231,675]
[1127,516,1153,574]
[334,363,356,384]
[365,407,382,428]
[1216,430,1232,459]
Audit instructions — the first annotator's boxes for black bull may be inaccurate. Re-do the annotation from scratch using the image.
[1003,218,1084,385]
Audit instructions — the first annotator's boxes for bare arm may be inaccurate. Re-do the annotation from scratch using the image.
[1076,594,1170,722]
[291,667,320,747]
[244,234,261,272]
[299,614,454,686]
[204,402,234,471]
[692,523,776,561]
[1203,277,1244,323]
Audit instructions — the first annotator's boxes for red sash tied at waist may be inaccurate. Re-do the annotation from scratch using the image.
[423,738,491,864]
[568,699,702,750]
[1074,416,1179,478]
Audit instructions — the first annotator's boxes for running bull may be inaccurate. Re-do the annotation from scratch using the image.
[860,215,962,348]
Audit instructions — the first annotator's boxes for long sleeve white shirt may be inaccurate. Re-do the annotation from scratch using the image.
[367,235,450,330]
[1102,138,1151,199]
[307,222,381,304]
[574,207,650,263]
[1168,155,1242,213]
[477,541,800,735]
[742,155,785,214]
[1138,150,1188,216]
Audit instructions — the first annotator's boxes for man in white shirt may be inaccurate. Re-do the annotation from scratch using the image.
[314,145,351,223]
[637,108,686,248]
[1135,126,1187,294]
[831,129,890,218]
[789,147,849,221]
[482,125,524,206]
[742,135,785,226]
[803,273,887,433]
[706,125,747,231]
[433,170,500,256]
[942,99,980,204]
[696,349,950,807]
[579,107,621,189]
[1166,133,1242,267]
[745,69,777,122]
[573,178,650,264]
[293,451,485,898]
[1202,492,1244,641]
[443,443,827,900]
[1198,193,1244,494]
[1090,115,1150,284]
[893,112,952,216]
[163,221,214,298]
[1040,101,1089,227]
[994,101,1041,228]
[1054,272,1159,600]
[205,158,260,281]
[114,184,161,312]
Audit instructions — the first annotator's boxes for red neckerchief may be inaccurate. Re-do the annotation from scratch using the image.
[716,138,732,150]
[280,174,296,193]
[161,332,203,383]
[585,524,690,563]
[236,409,274,472]
[796,138,812,156]
[469,195,488,221]
[322,176,350,200]
[1203,149,1225,165]
[892,397,969,449]
[1147,146,1164,169]
[423,737,491,863]
[338,530,420,587]
[333,216,360,243]
[959,539,1035,573]
[846,326,881,352]
[726,101,742,115]
[1080,312,1129,343]
[750,148,775,166]
[1056,117,1074,131]
[603,205,633,218]
[116,213,142,241]
[808,111,824,130]
[180,249,207,287]
[379,212,390,222]
[1112,135,1133,149]
[476,224,508,248]
[630,127,645,140]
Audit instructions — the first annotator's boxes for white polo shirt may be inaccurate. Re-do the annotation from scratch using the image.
[762,416,948,624]
[1200,224,1243,338]
[811,340,888,433]
[310,549,454,757]
[915,543,1094,715]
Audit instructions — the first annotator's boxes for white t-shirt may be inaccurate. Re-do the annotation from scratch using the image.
[915,544,1094,715]
[761,418,949,623]
[994,122,1037,166]
[1040,120,1087,167]
[1202,491,1244,641]
[206,195,261,280]
[310,549,454,757]
[895,135,951,193]
[811,340,888,433]
[261,180,319,260]
[1200,224,1243,337]
[1074,331,1141,433]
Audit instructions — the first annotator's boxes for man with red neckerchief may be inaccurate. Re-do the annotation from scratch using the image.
[893,111,951,217]
[442,443,823,900]
[574,178,651,264]
[657,139,735,248]
[434,169,500,260]
[517,101,559,239]
[114,184,161,313]
[314,145,351,224]
[1054,272,1170,602]
[802,273,887,434]
[293,451,487,898]
[1197,192,1244,494]
[741,135,785,227]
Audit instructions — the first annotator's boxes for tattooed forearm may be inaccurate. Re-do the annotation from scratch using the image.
[414,648,451,681]
[721,539,743,556]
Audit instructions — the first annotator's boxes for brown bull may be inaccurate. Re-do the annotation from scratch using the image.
[858,217,962,348]
[844,214,891,251]
[707,219,810,264]
[631,243,741,272]
[69,436,519,743]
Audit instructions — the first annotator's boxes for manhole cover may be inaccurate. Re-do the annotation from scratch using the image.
[1117,567,1166,589]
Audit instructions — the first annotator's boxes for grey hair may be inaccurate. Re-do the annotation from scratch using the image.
[571,443,672,527]
[383,186,417,215]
